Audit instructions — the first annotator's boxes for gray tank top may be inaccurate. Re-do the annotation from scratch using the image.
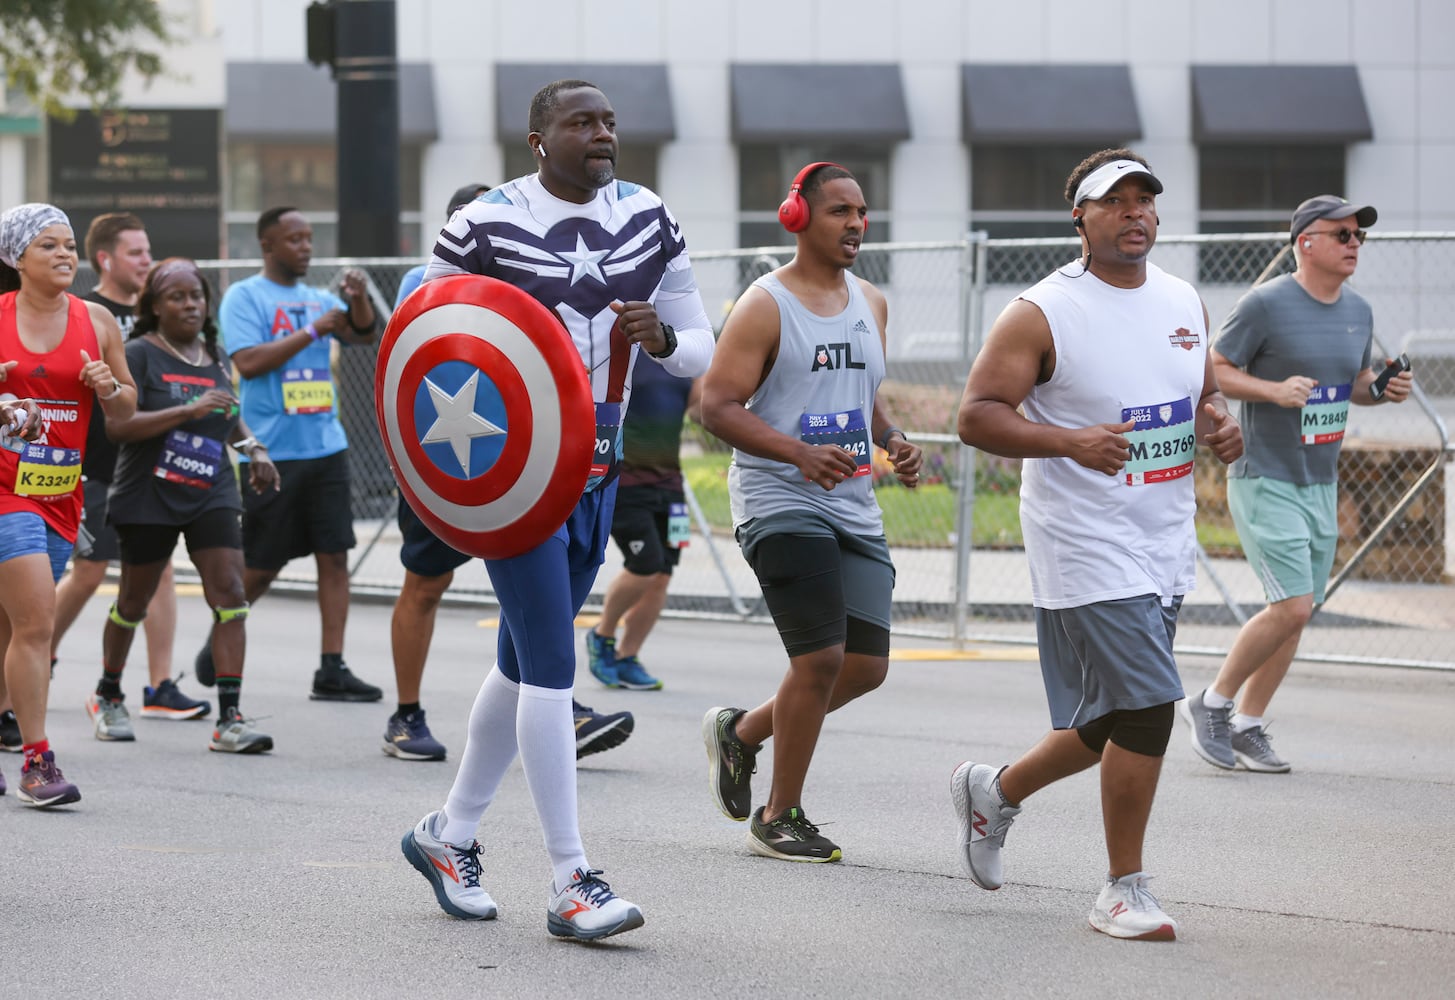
[727,272,885,535]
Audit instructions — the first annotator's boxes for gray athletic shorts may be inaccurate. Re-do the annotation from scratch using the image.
[1034,594,1185,729]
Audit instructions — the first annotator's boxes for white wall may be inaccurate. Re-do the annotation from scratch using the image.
[89,0,1455,255]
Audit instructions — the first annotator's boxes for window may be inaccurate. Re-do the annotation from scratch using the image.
[500,143,659,195]
[1198,144,1345,283]
[737,144,891,285]
[971,145,1103,285]
[224,141,423,258]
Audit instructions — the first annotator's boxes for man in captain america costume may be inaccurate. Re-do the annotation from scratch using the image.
[400,79,713,941]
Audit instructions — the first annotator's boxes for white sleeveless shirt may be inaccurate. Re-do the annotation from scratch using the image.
[1016,261,1207,609]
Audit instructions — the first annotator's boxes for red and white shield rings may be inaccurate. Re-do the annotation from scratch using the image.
[375,274,594,559]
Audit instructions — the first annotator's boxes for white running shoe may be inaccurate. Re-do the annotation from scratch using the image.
[951,761,1020,890]
[86,693,135,742]
[401,811,498,920]
[547,867,644,941]
[1088,873,1179,941]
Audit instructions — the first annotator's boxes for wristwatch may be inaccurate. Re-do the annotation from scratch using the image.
[648,323,678,359]
[232,437,265,456]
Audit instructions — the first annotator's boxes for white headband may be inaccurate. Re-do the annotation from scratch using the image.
[0,203,71,268]
[1073,159,1163,207]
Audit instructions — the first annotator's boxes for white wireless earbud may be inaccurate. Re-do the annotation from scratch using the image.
[102,258,111,272]
[538,144,548,158]
[1302,240,1312,249]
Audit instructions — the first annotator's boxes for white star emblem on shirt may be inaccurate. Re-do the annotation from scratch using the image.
[559,233,610,285]
[419,371,504,474]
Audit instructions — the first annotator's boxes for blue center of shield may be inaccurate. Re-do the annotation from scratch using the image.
[413,360,508,480]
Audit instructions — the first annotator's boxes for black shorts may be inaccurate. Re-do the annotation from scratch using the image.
[397,493,470,578]
[75,476,120,562]
[242,451,356,570]
[610,485,684,576]
[115,507,243,565]
[738,510,895,658]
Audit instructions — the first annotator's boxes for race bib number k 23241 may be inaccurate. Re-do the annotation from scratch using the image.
[14,444,82,496]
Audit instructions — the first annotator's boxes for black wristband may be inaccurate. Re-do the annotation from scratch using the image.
[877,426,906,450]
[347,311,376,336]
[648,323,677,359]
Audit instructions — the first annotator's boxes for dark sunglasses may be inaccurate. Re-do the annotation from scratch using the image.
[1306,227,1367,244]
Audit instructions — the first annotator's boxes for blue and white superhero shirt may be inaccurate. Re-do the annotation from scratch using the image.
[423,173,712,491]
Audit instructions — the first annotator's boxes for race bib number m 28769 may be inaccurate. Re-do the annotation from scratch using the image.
[1300,383,1351,445]
[1122,396,1195,486]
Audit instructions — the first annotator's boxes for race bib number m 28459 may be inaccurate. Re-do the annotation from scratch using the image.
[1122,397,1195,486]
[1300,383,1351,445]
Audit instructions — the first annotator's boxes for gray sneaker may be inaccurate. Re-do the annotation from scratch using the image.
[86,693,135,742]
[1179,690,1235,770]
[950,761,1020,890]
[209,708,274,754]
[1231,724,1291,773]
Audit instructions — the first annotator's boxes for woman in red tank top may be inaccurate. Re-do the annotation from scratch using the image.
[0,202,138,808]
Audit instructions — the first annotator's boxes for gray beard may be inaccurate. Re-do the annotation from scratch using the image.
[586,162,616,188]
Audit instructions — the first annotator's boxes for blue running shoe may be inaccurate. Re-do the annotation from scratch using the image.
[614,656,662,691]
[383,709,447,761]
[584,630,619,687]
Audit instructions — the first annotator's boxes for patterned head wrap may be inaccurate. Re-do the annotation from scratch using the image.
[0,203,72,268]
[148,257,203,298]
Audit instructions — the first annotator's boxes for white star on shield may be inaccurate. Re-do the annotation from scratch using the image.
[419,371,505,474]
[559,233,610,285]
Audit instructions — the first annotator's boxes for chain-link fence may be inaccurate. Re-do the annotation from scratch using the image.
[128,233,1451,670]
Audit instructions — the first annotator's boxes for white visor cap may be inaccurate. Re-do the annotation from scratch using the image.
[1073,159,1163,206]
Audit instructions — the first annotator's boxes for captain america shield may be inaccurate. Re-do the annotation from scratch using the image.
[375,274,594,559]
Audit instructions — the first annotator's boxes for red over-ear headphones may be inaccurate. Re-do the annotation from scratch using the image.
[778,161,865,237]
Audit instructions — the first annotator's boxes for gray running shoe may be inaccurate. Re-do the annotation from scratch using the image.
[1231,724,1291,773]
[951,761,1020,890]
[401,811,497,920]
[209,708,274,754]
[1179,690,1235,770]
[86,693,135,742]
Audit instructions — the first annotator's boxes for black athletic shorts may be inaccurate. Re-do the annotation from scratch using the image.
[115,507,242,565]
[242,450,356,570]
[397,492,471,578]
[610,484,684,576]
[74,476,120,562]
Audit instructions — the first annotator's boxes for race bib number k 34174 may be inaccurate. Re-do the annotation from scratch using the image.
[283,369,335,415]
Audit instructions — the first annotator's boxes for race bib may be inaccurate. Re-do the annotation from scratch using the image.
[1300,383,1351,445]
[667,501,690,548]
[14,444,82,497]
[153,430,224,489]
[1122,396,1195,486]
[800,408,871,477]
[590,402,621,479]
[282,369,335,415]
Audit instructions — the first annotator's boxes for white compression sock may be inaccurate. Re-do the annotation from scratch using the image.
[515,683,588,890]
[1203,688,1234,710]
[1230,713,1265,733]
[439,666,521,846]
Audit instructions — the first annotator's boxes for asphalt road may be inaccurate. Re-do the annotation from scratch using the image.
[3,586,1452,999]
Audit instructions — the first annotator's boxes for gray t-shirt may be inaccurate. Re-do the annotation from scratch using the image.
[1213,273,1373,484]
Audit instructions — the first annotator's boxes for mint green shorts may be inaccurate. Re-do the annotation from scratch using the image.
[1227,477,1338,605]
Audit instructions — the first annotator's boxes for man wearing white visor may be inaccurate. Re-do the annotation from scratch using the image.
[949,148,1243,940]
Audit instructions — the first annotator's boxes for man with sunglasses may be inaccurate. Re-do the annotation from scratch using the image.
[1182,195,1414,774]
